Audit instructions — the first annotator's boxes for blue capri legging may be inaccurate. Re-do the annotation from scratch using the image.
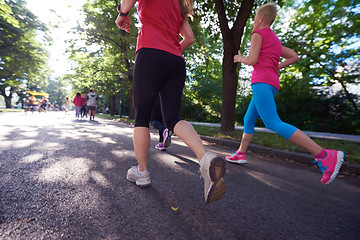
[244,83,298,140]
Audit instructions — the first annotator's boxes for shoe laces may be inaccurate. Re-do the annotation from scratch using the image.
[313,160,328,173]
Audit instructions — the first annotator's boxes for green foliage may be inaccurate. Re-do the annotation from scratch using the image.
[0,0,50,108]
[64,0,359,136]
[234,0,359,135]
[44,78,69,107]
[181,20,223,122]
[278,0,359,108]
[66,0,137,113]
[180,88,221,122]
[271,0,360,134]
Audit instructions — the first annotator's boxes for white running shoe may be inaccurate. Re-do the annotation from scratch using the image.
[200,152,227,203]
[126,166,151,187]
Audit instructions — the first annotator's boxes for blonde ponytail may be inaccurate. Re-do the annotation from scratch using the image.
[178,0,194,20]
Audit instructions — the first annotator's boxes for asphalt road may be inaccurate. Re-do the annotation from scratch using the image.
[1,111,359,240]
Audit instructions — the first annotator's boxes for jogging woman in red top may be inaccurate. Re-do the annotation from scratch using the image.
[115,0,226,203]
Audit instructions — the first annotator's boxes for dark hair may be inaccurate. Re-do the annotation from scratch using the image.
[76,92,81,97]
[89,89,93,93]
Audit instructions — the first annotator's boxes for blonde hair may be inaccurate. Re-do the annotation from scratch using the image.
[256,2,277,25]
[178,0,194,19]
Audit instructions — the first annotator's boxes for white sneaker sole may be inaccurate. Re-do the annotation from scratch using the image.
[155,146,166,151]
[225,158,247,164]
[325,151,345,185]
[163,129,171,148]
[127,175,151,188]
[206,157,227,203]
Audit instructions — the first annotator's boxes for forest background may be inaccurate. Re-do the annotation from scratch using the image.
[1,0,359,135]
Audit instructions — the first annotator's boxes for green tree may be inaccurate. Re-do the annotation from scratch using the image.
[280,0,359,111]
[195,0,284,131]
[0,0,50,108]
[44,77,68,108]
[66,0,137,117]
[272,0,360,134]
[182,24,223,122]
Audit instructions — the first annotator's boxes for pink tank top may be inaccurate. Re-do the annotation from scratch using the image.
[251,28,282,90]
[136,0,184,58]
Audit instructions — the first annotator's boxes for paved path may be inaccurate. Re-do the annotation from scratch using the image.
[1,112,359,239]
[190,122,360,143]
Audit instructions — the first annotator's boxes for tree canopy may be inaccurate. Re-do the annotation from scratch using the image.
[65,0,138,116]
[0,0,51,108]
[3,0,357,134]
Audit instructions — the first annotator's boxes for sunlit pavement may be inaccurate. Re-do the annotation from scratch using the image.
[1,111,359,239]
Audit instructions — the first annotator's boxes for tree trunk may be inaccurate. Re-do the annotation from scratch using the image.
[221,44,240,131]
[4,95,12,108]
[0,87,13,108]
[110,94,116,116]
[215,0,255,132]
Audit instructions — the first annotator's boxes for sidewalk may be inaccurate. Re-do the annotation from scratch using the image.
[190,122,360,143]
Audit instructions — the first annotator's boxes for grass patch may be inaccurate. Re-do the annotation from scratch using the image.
[193,125,360,163]
[0,108,24,112]
[96,114,135,123]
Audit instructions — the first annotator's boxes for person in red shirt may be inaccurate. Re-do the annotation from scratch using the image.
[73,92,84,119]
[115,0,226,203]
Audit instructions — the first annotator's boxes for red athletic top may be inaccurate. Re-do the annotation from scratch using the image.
[136,0,184,58]
[251,28,282,90]
[72,96,84,107]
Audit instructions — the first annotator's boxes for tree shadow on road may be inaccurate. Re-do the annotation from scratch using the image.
[1,113,359,239]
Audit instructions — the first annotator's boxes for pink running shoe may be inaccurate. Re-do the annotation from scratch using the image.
[313,149,344,184]
[225,151,247,164]
[155,142,166,151]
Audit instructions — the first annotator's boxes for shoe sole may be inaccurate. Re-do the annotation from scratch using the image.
[325,151,345,185]
[163,130,171,148]
[127,175,151,188]
[155,147,166,151]
[225,158,247,164]
[207,157,227,203]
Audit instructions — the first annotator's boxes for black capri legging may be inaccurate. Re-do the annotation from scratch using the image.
[133,48,186,131]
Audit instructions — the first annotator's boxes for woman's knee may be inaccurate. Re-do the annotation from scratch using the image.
[263,120,297,139]
[165,118,181,133]
[263,119,281,132]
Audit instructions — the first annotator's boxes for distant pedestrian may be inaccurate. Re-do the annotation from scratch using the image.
[225,2,344,185]
[40,97,48,112]
[87,89,98,121]
[115,0,226,203]
[73,92,84,119]
[81,94,87,118]
[64,98,71,115]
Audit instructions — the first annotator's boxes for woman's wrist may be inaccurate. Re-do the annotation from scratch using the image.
[117,4,129,17]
